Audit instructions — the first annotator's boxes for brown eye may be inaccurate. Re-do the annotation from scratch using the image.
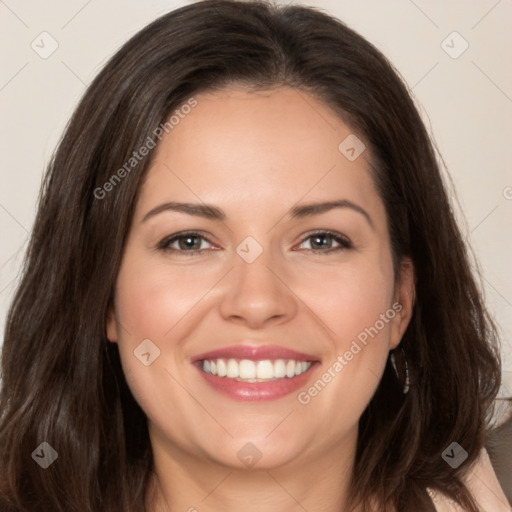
[298,231,352,252]
[158,232,214,253]
[175,235,203,250]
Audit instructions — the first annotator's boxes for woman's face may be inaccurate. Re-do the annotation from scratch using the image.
[107,86,414,471]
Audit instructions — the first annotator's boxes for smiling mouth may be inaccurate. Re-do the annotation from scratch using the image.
[199,358,313,382]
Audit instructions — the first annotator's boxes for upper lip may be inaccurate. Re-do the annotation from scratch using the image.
[192,344,318,363]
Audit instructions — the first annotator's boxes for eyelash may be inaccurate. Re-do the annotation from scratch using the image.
[296,230,353,252]
[157,230,352,255]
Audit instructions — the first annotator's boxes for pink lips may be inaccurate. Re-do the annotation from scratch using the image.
[193,344,319,401]
[193,344,316,363]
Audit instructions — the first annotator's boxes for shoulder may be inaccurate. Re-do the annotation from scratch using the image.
[427,447,511,512]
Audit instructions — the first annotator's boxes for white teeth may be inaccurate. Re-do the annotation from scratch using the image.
[274,359,286,378]
[217,358,227,377]
[226,359,239,378]
[256,360,274,379]
[201,358,312,381]
[239,359,256,379]
[286,360,295,378]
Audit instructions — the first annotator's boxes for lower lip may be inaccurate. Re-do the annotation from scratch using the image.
[195,362,319,401]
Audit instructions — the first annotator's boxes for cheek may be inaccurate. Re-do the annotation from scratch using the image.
[295,254,395,394]
[293,254,397,423]
[292,253,395,348]
[115,257,221,340]
[112,257,218,438]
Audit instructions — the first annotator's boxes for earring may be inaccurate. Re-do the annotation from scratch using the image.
[390,347,410,394]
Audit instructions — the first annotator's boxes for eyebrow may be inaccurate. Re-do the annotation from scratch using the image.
[141,199,374,228]
[289,199,374,228]
[142,202,225,222]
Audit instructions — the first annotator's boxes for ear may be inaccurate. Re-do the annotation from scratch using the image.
[106,306,118,343]
[389,257,415,350]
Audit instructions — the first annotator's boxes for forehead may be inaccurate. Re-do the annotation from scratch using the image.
[136,86,383,222]
[155,85,360,168]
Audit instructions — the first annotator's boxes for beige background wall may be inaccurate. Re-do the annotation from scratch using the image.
[1,0,511,397]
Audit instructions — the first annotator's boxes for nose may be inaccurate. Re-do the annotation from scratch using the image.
[218,250,298,329]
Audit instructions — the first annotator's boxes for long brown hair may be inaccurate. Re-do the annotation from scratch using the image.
[0,1,502,510]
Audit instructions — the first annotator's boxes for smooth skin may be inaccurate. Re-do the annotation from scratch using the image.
[107,86,416,512]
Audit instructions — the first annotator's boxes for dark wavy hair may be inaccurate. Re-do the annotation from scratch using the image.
[0,1,502,510]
